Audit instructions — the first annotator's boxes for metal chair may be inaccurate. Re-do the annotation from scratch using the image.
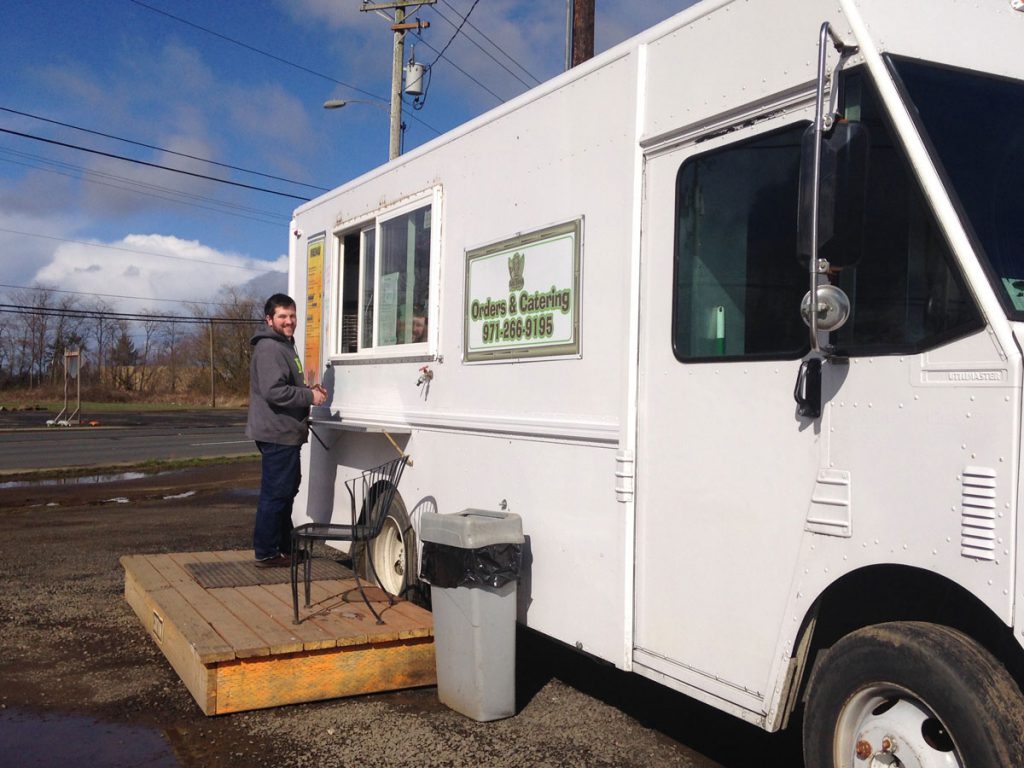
[290,455,409,625]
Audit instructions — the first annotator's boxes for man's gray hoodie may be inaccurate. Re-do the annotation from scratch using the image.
[246,325,314,446]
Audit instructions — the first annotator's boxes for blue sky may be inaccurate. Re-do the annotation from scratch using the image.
[0,0,696,313]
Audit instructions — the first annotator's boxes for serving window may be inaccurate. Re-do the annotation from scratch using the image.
[333,190,439,357]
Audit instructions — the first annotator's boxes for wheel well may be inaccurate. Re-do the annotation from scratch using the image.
[796,565,1024,709]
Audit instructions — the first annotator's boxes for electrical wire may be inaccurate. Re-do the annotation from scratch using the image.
[430,3,540,89]
[1,147,288,225]
[0,127,310,201]
[409,20,507,103]
[427,0,481,67]
[127,0,443,136]
[0,282,262,308]
[438,0,542,84]
[0,228,275,273]
[0,106,330,192]
[0,303,259,325]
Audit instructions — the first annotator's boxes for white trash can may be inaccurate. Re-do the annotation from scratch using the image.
[419,509,524,721]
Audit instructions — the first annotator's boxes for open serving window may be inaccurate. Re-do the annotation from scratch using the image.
[332,187,441,358]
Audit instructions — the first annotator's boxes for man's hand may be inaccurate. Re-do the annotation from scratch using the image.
[311,384,328,406]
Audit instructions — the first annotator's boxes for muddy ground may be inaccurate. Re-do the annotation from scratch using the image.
[0,461,802,767]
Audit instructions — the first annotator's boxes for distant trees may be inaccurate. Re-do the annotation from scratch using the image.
[0,284,263,402]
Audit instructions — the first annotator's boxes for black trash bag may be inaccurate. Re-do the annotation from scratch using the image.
[420,541,523,589]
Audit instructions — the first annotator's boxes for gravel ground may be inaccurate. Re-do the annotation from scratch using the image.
[0,460,801,767]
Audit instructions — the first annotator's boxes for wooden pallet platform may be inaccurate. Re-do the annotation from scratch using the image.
[121,550,436,715]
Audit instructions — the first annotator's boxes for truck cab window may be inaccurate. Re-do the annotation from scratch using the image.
[889,57,1024,319]
[828,70,982,354]
[671,67,983,363]
[672,123,809,361]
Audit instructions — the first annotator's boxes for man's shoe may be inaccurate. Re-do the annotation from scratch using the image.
[254,554,291,568]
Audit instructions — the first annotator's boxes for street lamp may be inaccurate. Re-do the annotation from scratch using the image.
[323,99,403,161]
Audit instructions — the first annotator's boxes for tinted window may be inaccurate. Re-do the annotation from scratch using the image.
[673,124,809,361]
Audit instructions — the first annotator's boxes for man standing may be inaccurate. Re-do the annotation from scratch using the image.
[246,293,326,567]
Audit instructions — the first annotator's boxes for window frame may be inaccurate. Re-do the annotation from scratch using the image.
[330,186,442,361]
[670,120,812,365]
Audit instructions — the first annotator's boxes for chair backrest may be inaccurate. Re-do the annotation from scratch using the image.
[345,455,409,539]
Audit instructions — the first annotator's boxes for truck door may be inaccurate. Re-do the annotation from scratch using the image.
[634,116,818,711]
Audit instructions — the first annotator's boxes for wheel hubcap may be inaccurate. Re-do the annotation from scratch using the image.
[838,687,961,768]
[371,516,405,595]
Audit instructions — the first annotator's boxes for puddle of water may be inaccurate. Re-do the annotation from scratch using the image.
[0,707,179,767]
[0,471,161,490]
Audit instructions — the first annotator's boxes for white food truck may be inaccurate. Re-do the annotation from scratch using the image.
[288,0,1024,763]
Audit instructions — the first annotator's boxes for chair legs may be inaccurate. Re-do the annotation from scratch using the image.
[290,534,315,625]
[289,535,393,626]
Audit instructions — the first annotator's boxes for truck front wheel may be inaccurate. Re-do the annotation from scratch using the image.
[803,621,1024,767]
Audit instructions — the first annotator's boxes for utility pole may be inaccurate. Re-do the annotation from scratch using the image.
[566,0,596,69]
[361,0,435,160]
[209,319,216,409]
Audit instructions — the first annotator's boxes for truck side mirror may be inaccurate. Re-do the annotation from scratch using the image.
[797,120,869,268]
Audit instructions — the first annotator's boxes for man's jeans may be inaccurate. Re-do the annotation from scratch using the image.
[254,441,301,560]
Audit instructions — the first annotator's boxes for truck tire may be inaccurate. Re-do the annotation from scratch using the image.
[357,492,416,599]
[803,621,1024,767]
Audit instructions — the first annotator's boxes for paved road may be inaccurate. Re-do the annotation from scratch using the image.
[0,408,255,473]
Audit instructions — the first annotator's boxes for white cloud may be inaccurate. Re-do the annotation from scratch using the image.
[28,234,285,313]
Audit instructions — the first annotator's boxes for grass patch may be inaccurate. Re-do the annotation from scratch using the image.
[0,454,259,482]
[0,401,246,413]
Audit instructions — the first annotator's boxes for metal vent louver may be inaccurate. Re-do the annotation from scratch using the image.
[961,466,997,561]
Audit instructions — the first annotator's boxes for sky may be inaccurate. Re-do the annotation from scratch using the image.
[0,0,698,316]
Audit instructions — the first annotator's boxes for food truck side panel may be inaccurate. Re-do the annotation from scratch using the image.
[290,50,642,666]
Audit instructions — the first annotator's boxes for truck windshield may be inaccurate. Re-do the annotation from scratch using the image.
[891,57,1024,317]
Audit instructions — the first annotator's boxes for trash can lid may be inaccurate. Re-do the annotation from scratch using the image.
[420,509,525,548]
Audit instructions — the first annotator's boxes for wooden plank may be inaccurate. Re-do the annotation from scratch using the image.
[145,552,274,659]
[213,638,437,714]
[151,586,236,664]
[303,579,391,645]
[124,561,234,663]
[199,550,338,651]
[384,600,435,640]
[291,593,371,648]
[232,586,305,655]
[124,568,219,714]
[147,552,199,586]
[243,582,344,651]
[167,552,288,658]
[305,580,433,640]
[120,554,172,593]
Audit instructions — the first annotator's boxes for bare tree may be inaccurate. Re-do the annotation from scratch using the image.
[158,319,182,395]
[189,285,262,397]
[109,321,138,392]
[82,298,115,387]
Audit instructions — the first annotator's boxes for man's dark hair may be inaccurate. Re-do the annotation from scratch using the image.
[264,293,296,318]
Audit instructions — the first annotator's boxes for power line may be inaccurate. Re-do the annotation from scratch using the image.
[427,0,481,67]
[0,228,275,272]
[410,0,508,104]
[0,282,261,309]
[430,2,540,89]
[0,150,287,227]
[0,303,260,325]
[0,106,330,192]
[0,127,310,201]
[438,0,541,84]
[409,32,504,104]
[127,0,443,136]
